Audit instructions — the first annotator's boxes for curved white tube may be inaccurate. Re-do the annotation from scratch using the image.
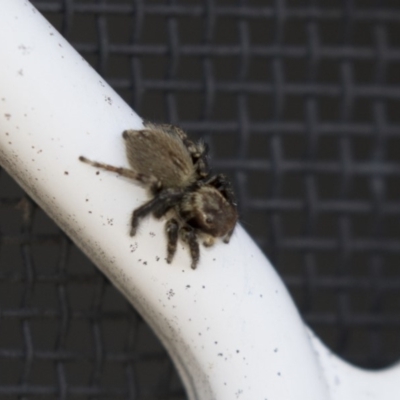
[1,1,399,399]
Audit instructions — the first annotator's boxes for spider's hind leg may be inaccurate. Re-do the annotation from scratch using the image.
[79,155,161,191]
[79,156,138,180]
[192,140,210,178]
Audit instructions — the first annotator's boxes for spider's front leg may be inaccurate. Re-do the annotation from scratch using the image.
[205,173,236,205]
[165,218,179,263]
[180,226,200,269]
[130,189,183,236]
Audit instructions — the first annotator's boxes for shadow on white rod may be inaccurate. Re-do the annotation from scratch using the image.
[0,1,398,399]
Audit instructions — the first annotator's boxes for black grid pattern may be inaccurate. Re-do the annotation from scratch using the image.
[1,0,400,398]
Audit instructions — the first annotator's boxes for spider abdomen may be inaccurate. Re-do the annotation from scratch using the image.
[123,128,196,189]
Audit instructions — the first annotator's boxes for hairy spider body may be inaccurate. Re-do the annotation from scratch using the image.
[79,121,238,269]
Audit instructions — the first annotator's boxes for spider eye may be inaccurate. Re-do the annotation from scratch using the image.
[205,217,213,224]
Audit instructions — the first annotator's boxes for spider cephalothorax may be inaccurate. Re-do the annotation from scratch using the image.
[79,121,238,269]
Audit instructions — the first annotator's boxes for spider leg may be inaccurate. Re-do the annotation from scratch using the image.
[205,173,236,205]
[79,156,137,180]
[153,191,184,218]
[180,226,200,269]
[130,189,183,236]
[79,156,161,191]
[193,140,210,178]
[203,235,215,247]
[165,218,179,263]
[223,228,235,244]
[130,198,159,236]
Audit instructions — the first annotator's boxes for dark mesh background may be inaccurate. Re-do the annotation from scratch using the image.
[1,0,400,398]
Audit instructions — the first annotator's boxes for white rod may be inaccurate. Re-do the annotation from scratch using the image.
[1,1,399,399]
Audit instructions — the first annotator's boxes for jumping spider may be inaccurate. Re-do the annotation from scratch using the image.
[79,121,238,269]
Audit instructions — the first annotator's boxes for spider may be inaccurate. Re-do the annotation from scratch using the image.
[79,121,238,269]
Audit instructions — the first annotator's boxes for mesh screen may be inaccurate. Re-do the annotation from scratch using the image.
[1,0,400,398]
